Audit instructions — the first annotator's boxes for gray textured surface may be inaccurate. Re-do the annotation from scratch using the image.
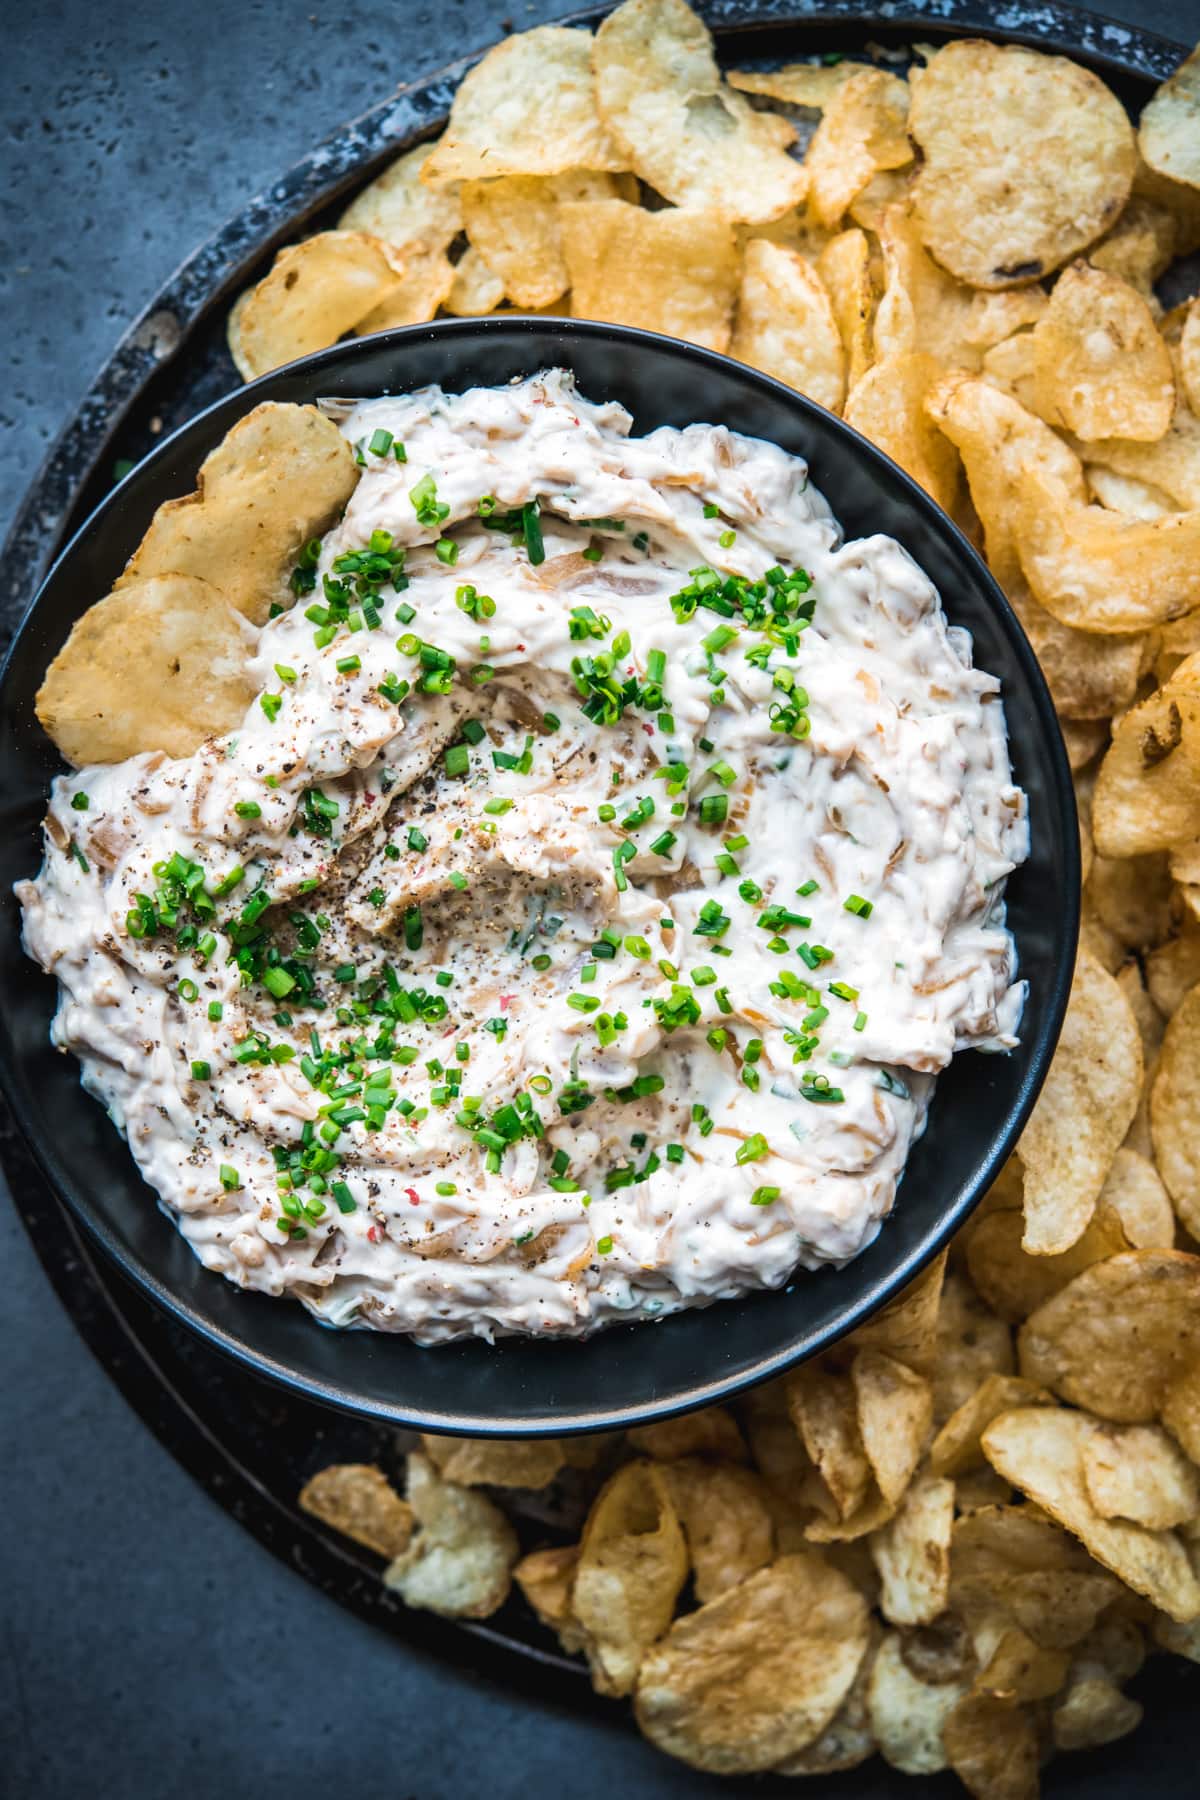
[0,4,1191,1798]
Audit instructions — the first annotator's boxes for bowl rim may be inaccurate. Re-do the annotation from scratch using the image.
[0,314,1079,1433]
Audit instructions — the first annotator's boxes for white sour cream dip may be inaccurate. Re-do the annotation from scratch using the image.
[18,371,1028,1343]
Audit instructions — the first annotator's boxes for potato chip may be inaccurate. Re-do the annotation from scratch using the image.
[909,40,1136,288]
[1031,261,1175,442]
[873,203,984,373]
[899,1609,978,1686]
[1151,982,1200,1238]
[1090,195,1179,293]
[934,1272,1016,1426]
[560,199,738,351]
[1098,1146,1175,1249]
[727,61,861,111]
[627,1406,747,1463]
[869,1471,954,1626]
[298,1462,414,1558]
[931,1375,1057,1476]
[228,233,407,380]
[963,287,1049,351]
[593,0,806,223]
[942,1692,1039,1800]
[846,1248,946,1374]
[1086,464,1176,519]
[1147,917,1200,1015]
[805,69,912,230]
[36,576,257,766]
[460,171,624,309]
[973,1619,1071,1702]
[355,253,457,332]
[955,1469,1014,1514]
[1089,852,1174,953]
[384,1452,518,1618]
[1018,1250,1200,1423]
[773,1619,879,1775]
[967,1194,1130,1323]
[981,328,1040,412]
[1082,1422,1200,1529]
[1181,298,1200,423]
[1061,717,1109,772]
[847,167,911,233]
[1052,1670,1143,1750]
[661,1458,774,1601]
[950,1504,1120,1650]
[1093,657,1200,857]
[1138,46,1200,191]
[982,1407,1200,1619]
[816,228,875,389]
[844,351,960,513]
[338,141,462,254]
[851,1349,933,1506]
[421,26,623,184]
[573,1459,688,1696]
[443,246,506,316]
[1163,1362,1200,1464]
[633,1551,870,1773]
[1004,580,1144,722]
[787,1362,871,1520]
[868,1630,967,1773]
[419,1434,569,1489]
[924,373,1085,588]
[1077,402,1200,514]
[513,1544,588,1654]
[730,239,845,411]
[806,1483,898,1544]
[118,401,358,624]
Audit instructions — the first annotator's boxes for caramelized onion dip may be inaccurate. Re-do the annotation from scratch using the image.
[18,372,1028,1342]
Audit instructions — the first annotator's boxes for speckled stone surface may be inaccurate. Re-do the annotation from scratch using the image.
[0,5,1194,1797]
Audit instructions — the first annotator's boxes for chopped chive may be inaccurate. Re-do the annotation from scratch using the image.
[190,1060,211,1081]
[844,894,874,918]
[234,800,262,819]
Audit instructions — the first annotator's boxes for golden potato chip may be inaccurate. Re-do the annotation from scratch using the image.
[730,238,845,411]
[1181,299,1200,416]
[560,199,738,351]
[1018,1250,1200,1421]
[593,0,806,223]
[909,40,1136,288]
[514,1544,588,1654]
[228,233,407,380]
[1147,917,1200,1015]
[384,1451,518,1618]
[846,1248,946,1374]
[981,328,1040,412]
[1052,1670,1143,1750]
[1086,464,1177,519]
[806,1483,898,1544]
[661,1458,774,1601]
[1016,465,1200,634]
[1004,580,1144,723]
[967,1194,1130,1323]
[355,252,456,332]
[419,1434,569,1489]
[963,286,1049,351]
[444,246,506,316]
[1138,45,1200,191]
[633,1551,870,1773]
[573,1459,687,1696]
[982,1406,1200,1619]
[899,1609,978,1686]
[844,351,960,513]
[847,167,911,232]
[727,61,861,111]
[973,1619,1071,1702]
[950,1504,1120,1650]
[422,26,622,184]
[36,576,257,766]
[924,373,1085,588]
[118,401,358,625]
[955,1469,1014,1514]
[1082,1422,1200,1529]
[787,1363,871,1520]
[942,1692,1039,1800]
[741,1387,811,1499]
[1089,851,1174,952]
[1163,1361,1200,1464]
[626,1406,747,1463]
[460,171,624,309]
[931,1375,1057,1477]
[851,1349,932,1506]
[773,1619,879,1775]
[872,203,979,373]
[1151,982,1200,1237]
[1077,402,1200,513]
[805,69,912,230]
[816,228,875,389]
[1061,717,1110,772]
[1031,261,1175,442]
[298,1462,414,1558]
[868,1630,968,1773]
[339,141,462,253]
[1090,194,1180,292]
[934,1272,1016,1426]
[869,1471,954,1625]
[1098,1146,1175,1249]
[1093,658,1200,856]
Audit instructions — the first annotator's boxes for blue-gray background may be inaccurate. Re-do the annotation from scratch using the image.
[0,4,1191,1795]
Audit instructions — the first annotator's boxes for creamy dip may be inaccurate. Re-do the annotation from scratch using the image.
[18,372,1028,1343]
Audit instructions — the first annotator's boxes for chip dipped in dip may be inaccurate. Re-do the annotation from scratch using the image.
[18,372,1028,1343]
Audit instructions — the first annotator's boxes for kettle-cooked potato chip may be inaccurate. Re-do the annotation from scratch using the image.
[869,1471,954,1625]
[844,351,960,513]
[355,253,457,332]
[560,198,739,351]
[1162,1361,1200,1464]
[384,1452,518,1618]
[1087,849,1174,950]
[298,1462,415,1558]
[592,0,807,223]
[730,239,845,411]
[339,141,463,254]
[633,1551,870,1773]
[1004,580,1144,722]
[1031,261,1175,442]
[966,1203,1130,1324]
[727,60,861,111]
[116,402,359,625]
[1180,298,1200,416]
[872,204,979,374]
[513,1544,588,1653]
[1096,1145,1175,1249]
[1052,1671,1143,1751]
[930,1374,1057,1477]
[772,1618,880,1775]
[908,40,1136,288]
[934,1272,1015,1426]
[1138,45,1200,192]
[845,1248,946,1374]
[851,1349,932,1506]
[626,1406,747,1463]
[1086,464,1176,519]
[1092,655,1200,856]
[787,1362,872,1520]
[816,228,875,389]
[660,1458,774,1601]
[867,1630,968,1773]
[36,575,257,766]
[228,233,407,380]
[1090,194,1180,294]
[573,1459,688,1696]
[941,1691,1040,1800]
[1081,1422,1200,1529]
[1151,981,1200,1237]
[419,1434,570,1489]
[444,246,506,316]
[461,171,627,309]
[1016,947,1143,1255]
[1018,1249,1200,1421]
[421,26,624,184]
[805,69,912,231]
[1075,402,1200,512]
[981,1406,1200,1620]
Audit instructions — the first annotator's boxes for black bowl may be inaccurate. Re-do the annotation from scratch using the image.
[0,317,1078,1434]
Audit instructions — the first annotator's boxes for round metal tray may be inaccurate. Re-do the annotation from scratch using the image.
[4,3,1196,1784]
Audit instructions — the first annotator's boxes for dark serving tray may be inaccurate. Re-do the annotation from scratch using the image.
[3,4,1196,1791]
